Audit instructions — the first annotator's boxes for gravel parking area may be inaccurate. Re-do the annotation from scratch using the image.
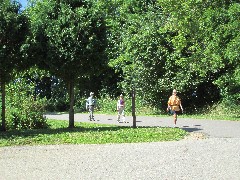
[1,138,240,180]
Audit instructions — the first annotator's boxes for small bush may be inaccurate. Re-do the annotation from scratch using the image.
[5,71,48,130]
[6,97,48,130]
[204,100,240,119]
[45,97,69,112]
[74,97,88,113]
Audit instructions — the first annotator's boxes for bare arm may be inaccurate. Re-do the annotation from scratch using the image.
[180,103,183,112]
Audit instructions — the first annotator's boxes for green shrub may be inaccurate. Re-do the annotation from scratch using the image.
[6,97,47,130]
[74,97,88,113]
[5,71,48,130]
[207,101,240,119]
[95,94,163,115]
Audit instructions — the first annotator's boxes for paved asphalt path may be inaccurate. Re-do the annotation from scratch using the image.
[1,113,240,180]
[45,113,240,138]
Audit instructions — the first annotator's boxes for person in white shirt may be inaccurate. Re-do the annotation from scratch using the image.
[86,92,96,121]
[117,94,126,123]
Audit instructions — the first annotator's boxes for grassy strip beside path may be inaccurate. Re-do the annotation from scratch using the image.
[0,120,187,147]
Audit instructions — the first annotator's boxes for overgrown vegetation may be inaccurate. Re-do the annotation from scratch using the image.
[0,119,187,147]
[86,97,240,120]
[1,0,239,131]
[5,69,48,130]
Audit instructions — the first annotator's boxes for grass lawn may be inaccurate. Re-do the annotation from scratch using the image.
[0,119,187,147]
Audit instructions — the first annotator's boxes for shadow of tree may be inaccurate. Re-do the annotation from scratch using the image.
[0,125,131,139]
[0,124,191,140]
[136,125,202,133]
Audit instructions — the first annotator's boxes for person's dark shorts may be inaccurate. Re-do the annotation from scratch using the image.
[168,110,181,115]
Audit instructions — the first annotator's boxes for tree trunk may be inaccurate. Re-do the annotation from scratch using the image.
[132,88,136,128]
[1,81,6,131]
[68,81,74,128]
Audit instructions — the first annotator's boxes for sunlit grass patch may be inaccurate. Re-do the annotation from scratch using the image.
[0,119,187,147]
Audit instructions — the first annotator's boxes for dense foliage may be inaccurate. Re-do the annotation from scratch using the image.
[5,69,48,130]
[0,0,29,130]
[26,0,107,127]
[0,0,28,82]
[1,0,239,131]
[106,0,239,113]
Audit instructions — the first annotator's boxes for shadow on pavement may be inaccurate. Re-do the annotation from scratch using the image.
[181,127,202,133]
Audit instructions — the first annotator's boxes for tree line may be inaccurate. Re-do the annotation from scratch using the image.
[1,0,239,131]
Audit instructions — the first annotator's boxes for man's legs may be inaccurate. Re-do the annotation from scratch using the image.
[89,106,94,121]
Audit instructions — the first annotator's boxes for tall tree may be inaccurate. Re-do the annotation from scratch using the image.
[0,0,28,131]
[28,0,107,127]
[106,0,162,126]
[107,0,240,113]
[158,0,240,107]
